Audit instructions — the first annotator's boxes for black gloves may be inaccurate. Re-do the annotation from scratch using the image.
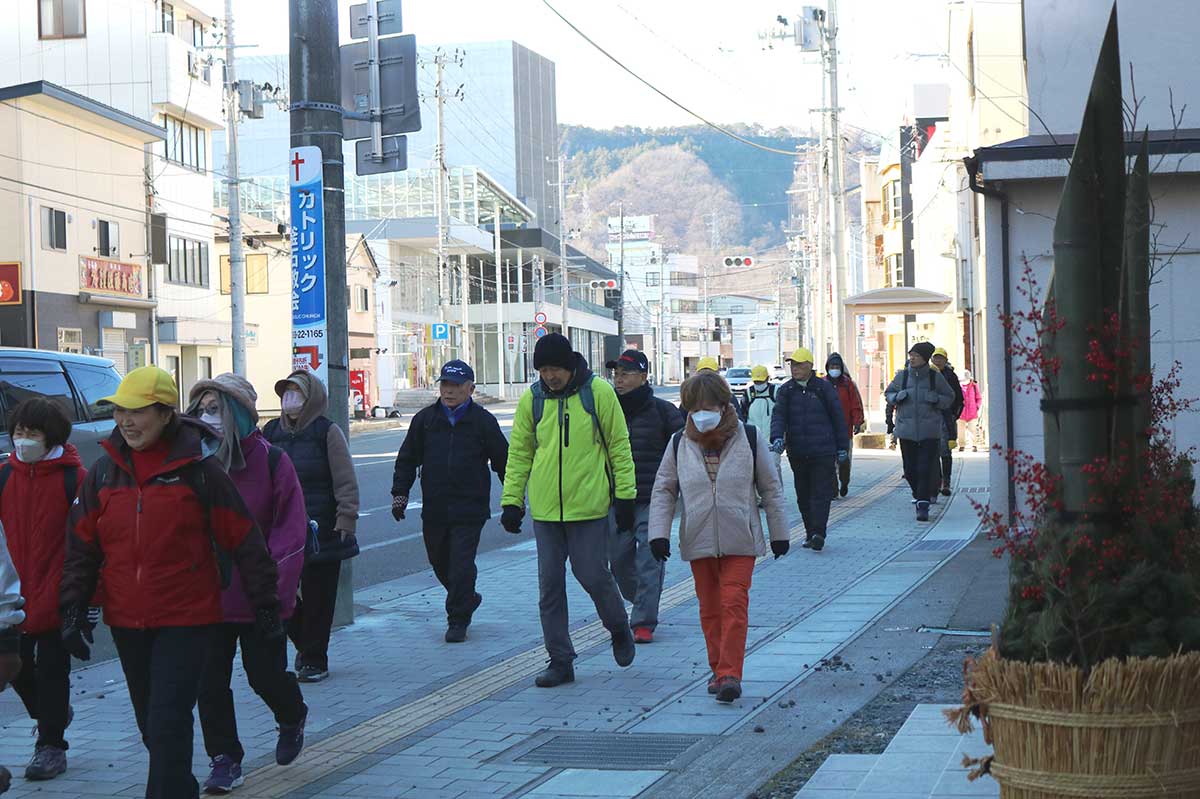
[254,606,285,642]
[61,605,93,661]
[501,505,524,534]
[392,495,408,521]
[614,498,637,533]
[649,538,671,562]
[771,540,790,559]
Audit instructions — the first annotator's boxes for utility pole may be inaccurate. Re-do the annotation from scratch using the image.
[433,53,450,369]
[616,202,625,348]
[224,0,246,376]
[494,203,505,398]
[657,251,666,384]
[824,0,849,362]
[548,155,569,339]
[291,0,350,621]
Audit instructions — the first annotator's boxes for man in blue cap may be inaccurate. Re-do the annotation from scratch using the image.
[391,361,509,642]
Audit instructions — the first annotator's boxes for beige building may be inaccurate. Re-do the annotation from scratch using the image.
[0,81,164,369]
[346,235,379,414]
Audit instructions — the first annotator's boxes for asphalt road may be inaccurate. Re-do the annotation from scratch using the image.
[79,383,683,665]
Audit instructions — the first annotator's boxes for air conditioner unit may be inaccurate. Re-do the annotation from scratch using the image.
[187,51,201,79]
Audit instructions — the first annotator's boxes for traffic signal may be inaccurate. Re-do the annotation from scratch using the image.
[723,255,754,268]
[589,279,618,290]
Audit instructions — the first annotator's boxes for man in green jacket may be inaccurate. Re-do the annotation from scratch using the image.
[501,333,639,688]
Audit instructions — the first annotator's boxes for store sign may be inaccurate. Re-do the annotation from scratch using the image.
[79,256,143,297]
[0,262,21,305]
[290,145,328,382]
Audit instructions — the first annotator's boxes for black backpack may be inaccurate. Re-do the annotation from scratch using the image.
[0,461,80,505]
[671,424,758,486]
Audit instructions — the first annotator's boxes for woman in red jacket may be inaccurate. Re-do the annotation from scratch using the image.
[2,398,85,782]
[59,366,281,799]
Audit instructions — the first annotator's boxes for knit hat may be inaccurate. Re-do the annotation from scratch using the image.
[533,333,574,370]
[909,342,936,363]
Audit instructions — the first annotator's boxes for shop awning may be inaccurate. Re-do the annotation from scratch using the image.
[842,287,953,316]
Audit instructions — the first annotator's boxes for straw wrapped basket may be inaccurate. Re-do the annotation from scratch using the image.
[946,648,1200,798]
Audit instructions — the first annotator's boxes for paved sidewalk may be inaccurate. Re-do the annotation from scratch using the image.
[0,450,988,798]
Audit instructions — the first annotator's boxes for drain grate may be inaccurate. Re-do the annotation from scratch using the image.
[909,538,961,551]
[514,732,704,769]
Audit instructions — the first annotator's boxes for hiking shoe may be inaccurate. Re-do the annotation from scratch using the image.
[839,484,849,498]
[916,501,930,522]
[707,674,720,694]
[633,627,654,644]
[24,746,66,781]
[0,765,10,793]
[940,482,952,496]
[809,534,825,552]
[715,677,742,704]
[445,624,468,643]
[296,664,329,683]
[275,707,307,766]
[612,626,636,668]
[801,538,813,549]
[203,755,243,794]
[535,660,575,688]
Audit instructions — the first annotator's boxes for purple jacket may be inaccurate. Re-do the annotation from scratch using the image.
[222,430,307,622]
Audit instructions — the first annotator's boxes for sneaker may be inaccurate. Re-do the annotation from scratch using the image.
[633,627,654,644]
[24,746,66,781]
[715,677,742,703]
[275,707,307,766]
[445,624,468,643]
[940,482,952,497]
[801,537,813,549]
[535,660,575,688]
[809,534,825,552]
[839,484,849,498]
[916,501,930,522]
[611,626,636,667]
[296,664,329,683]
[203,755,243,794]
[707,674,720,694]
[910,497,918,505]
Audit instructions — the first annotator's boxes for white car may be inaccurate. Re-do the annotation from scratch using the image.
[724,366,755,399]
[770,365,789,384]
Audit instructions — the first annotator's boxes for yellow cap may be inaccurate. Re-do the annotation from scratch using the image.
[696,356,720,372]
[98,365,179,409]
[751,365,769,382]
[787,347,814,364]
[933,347,949,358]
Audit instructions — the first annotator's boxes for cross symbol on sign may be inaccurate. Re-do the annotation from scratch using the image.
[291,152,305,181]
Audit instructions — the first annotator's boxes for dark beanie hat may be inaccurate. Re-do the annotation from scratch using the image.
[909,342,936,363]
[534,333,574,370]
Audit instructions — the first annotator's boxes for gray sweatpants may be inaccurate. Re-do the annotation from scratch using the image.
[534,517,630,662]
[607,504,665,631]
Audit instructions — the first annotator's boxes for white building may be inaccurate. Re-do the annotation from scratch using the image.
[970,0,1200,516]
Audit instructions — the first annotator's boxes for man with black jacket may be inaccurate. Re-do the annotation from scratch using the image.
[931,348,965,496]
[391,361,508,643]
[607,350,684,644]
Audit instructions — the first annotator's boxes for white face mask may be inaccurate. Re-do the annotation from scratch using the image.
[282,390,305,416]
[200,412,223,434]
[691,410,722,433]
[13,438,47,464]
[828,368,842,379]
[753,381,768,390]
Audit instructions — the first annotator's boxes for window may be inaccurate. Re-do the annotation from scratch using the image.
[199,356,213,380]
[670,271,695,287]
[0,373,80,423]
[159,1,174,33]
[39,0,86,39]
[164,116,207,172]
[967,31,976,102]
[355,286,370,312]
[885,254,903,288]
[163,355,181,406]
[882,180,901,226]
[188,17,204,47]
[97,219,118,258]
[57,328,83,354]
[671,299,700,314]
[167,236,210,287]
[219,253,268,294]
[645,272,660,287]
[66,362,122,420]
[41,207,67,251]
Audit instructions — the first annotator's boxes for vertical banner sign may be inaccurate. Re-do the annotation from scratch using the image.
[289,146,328,384]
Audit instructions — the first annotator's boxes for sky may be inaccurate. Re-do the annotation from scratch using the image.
[232,0,952,139]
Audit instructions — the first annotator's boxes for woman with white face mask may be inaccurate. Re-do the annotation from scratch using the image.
[648,371,789,705]
[0,397,86,781]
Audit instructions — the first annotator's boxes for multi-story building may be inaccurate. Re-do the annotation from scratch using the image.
[2,0,226,393]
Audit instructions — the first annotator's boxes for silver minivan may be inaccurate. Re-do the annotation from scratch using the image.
[0,348,124,470]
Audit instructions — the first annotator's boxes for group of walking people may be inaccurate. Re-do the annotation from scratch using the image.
[0,364,360,798]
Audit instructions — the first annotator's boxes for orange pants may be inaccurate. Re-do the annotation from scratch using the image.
[690,555,756,681]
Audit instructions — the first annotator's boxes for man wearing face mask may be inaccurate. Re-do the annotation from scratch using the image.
[823,353,865,498]
[769,348,849,552]
[262,371,360,683]
[739,365,781,486]
[501,333,638,688]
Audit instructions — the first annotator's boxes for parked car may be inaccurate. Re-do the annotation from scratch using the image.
[0,348,124,469]
[724,366,754,400]
[771,364,789,384]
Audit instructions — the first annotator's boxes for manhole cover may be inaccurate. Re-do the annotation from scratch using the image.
[515,732,704,769]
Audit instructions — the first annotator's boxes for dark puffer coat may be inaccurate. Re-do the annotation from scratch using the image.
[769,376,849,459]
[618,384,684,504]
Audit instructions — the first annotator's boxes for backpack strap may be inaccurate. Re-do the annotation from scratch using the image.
[902,367,909,390]
[178,461,232,590]
[0,463,11,501]
[266,444,283,479]
[671,430,682,461]
[530,382,546,452]
[577,377,607,453]
[745,423,758,487]
[930,368,937,391]
[63,466,79,505]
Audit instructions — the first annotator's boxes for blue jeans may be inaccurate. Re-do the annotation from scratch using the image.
[607,504,665,630]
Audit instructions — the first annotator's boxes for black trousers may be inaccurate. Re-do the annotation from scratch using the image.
[198,623,307,762]
[901,439,941,503]
[422,522,484,626]
[112,625,216,799]
[791,455,837,539]
[12,631,72,749]
[287,560,341,670]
